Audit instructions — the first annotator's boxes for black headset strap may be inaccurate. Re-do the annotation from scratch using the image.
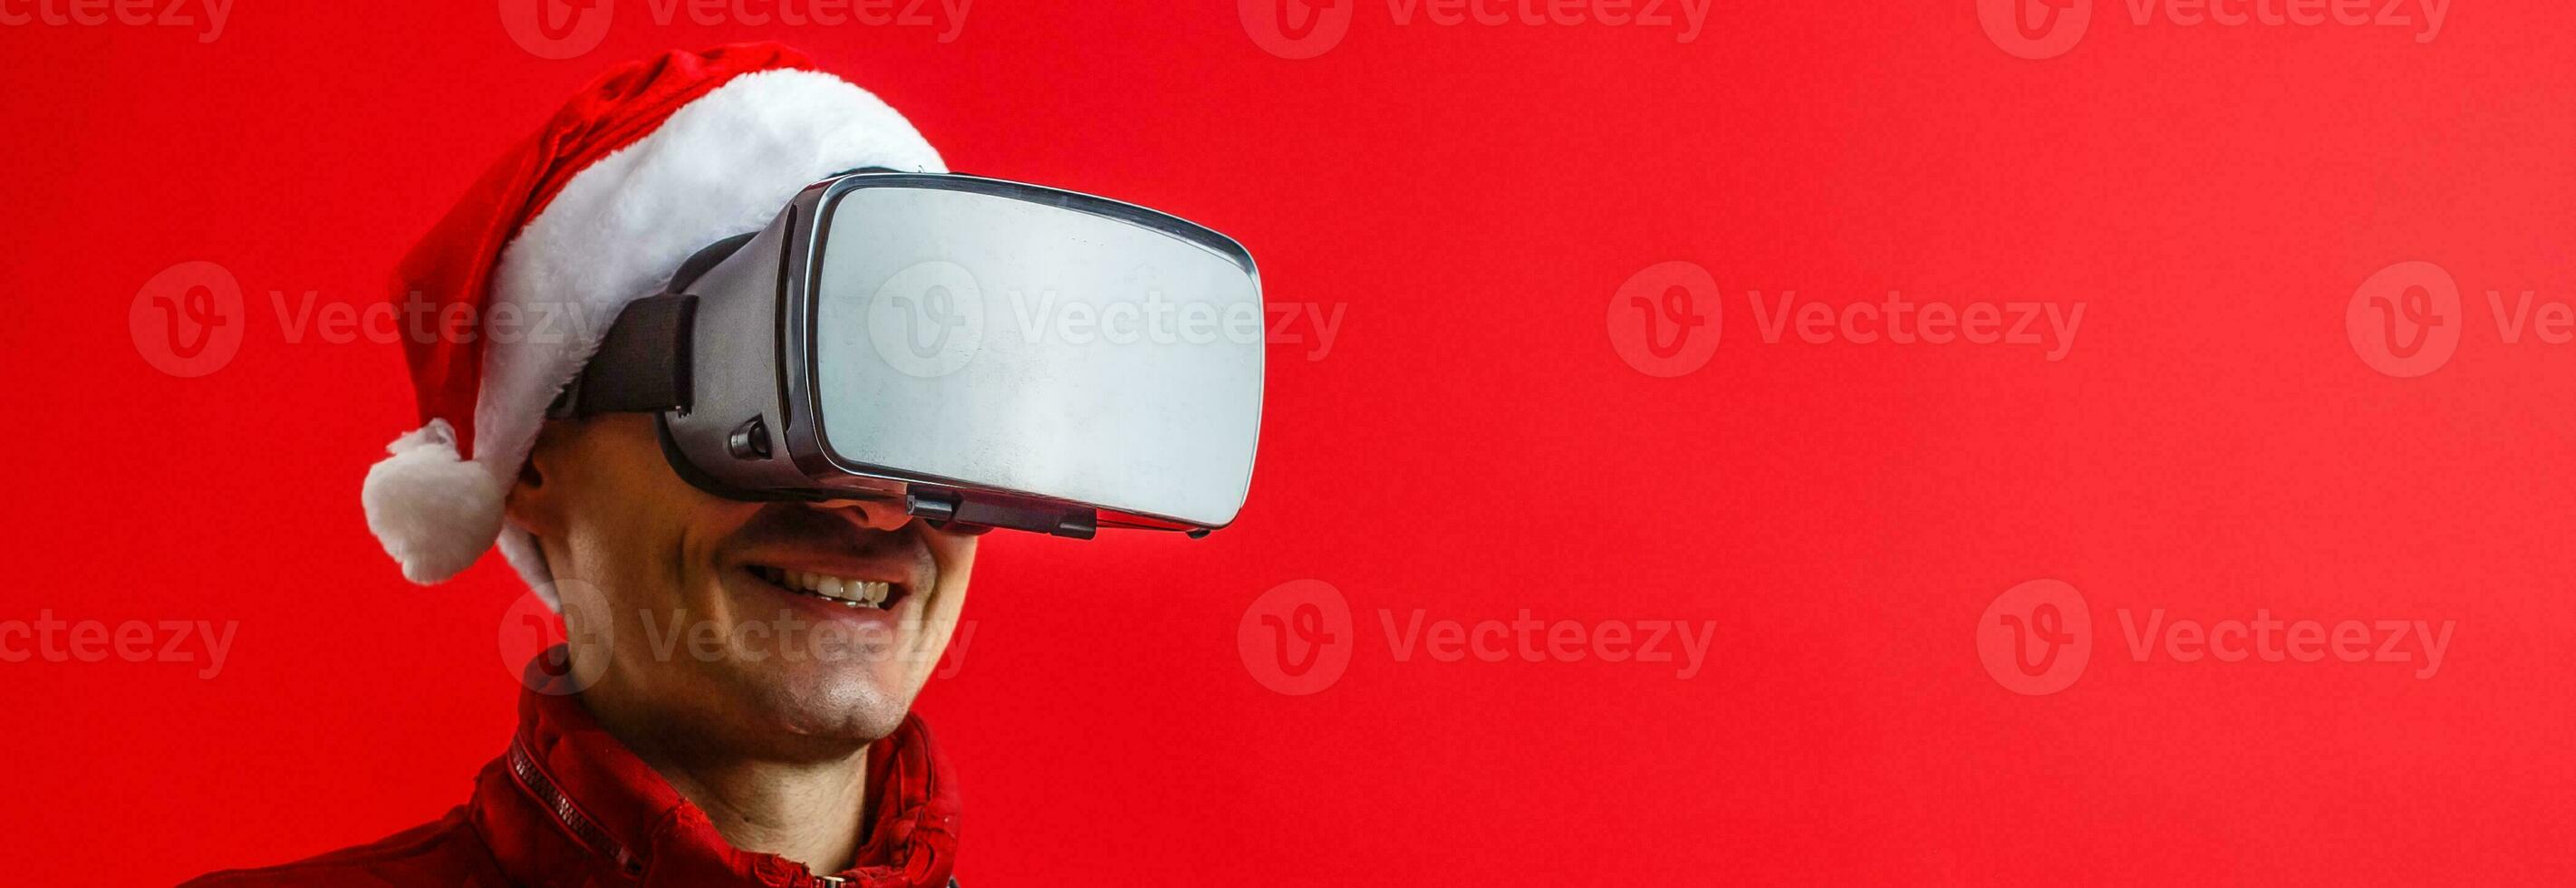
[547,293,696,419]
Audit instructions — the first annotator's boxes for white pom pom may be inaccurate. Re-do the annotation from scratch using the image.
[361,419,507,584]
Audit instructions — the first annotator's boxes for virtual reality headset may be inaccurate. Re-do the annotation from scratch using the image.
[551,170,1264,540]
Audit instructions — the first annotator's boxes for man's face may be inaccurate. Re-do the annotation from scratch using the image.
[507,414,975,756]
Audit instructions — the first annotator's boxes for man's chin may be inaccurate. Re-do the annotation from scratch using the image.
[730,660,924,751]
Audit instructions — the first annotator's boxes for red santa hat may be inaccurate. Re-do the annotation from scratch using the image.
[362,43,943,593]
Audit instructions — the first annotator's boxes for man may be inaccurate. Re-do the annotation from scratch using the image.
[189,44,970,886]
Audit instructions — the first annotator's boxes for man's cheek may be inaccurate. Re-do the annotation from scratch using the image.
[922,526,979,572]
[686,502,758,552]
[692,499,766,536]
[922,534,977,610]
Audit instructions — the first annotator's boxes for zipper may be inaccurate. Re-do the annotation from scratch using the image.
[507,738,645,877]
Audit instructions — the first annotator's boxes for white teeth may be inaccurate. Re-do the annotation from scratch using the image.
[757,566,894,609]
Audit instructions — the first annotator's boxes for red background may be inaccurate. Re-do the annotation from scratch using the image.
[4,1,2573,884]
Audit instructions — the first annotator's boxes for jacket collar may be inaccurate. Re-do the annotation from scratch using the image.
[473,667,960,887]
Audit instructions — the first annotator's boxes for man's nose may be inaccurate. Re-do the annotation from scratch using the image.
[814,497,914,533]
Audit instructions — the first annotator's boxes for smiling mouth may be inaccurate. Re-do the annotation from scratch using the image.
[746,565,911,611]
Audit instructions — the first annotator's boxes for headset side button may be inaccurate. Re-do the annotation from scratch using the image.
[727,418,771,459]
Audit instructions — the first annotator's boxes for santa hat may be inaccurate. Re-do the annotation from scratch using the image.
[362,43,943,592]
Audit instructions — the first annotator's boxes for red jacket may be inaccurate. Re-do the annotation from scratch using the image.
[185,684,960,887]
